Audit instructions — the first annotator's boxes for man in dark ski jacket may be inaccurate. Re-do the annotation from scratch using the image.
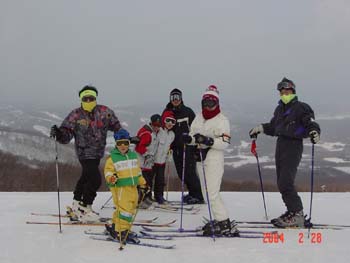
[164,89,204,204]
[249,78,320,228]
[50,85,121,222]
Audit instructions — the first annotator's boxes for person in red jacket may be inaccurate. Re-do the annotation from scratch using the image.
[135,114,161,208]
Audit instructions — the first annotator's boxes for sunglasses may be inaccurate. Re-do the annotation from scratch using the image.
[202,99,217,108]
[116,140,130,146]
[170,94,181,101]
[277,82,294,91]
[81,96,96,102]
[165,117,176,125]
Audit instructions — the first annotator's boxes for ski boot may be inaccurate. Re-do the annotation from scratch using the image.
[271,211,291,225]
[202,219,240,237]
[75,202,100,223]
[273,210,305,228]
[105,224,140,244]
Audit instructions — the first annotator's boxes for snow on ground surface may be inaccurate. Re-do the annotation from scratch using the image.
[324,158,350,164]
[333,167,350,175]
[1,192,350,263]
[313,142,346,152]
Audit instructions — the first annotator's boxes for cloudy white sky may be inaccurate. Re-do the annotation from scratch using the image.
[1,0,349,111]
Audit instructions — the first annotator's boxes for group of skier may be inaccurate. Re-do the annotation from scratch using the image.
[50,77,321,243]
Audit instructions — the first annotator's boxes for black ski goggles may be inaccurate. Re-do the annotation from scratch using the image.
[165,117,176,125]
[170,94,181,101]
[202,98,218,108]
[277,82,295,91]
[81,96,96,102]
[116,140,130,146]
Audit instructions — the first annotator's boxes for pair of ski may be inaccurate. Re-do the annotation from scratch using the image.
[149,204,200,214]
[27,212,177,227]
[235,220,350,230]
[30,212,159,224]
[104,203,200,214]
[87,226,268,249]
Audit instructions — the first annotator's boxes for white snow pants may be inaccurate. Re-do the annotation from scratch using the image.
[196,158,228,221]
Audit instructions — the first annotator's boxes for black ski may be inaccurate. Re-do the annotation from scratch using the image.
[84,230,173,240]
[139,230,263,239]
[236,220,350,228]
[141,225,274,235]
[237,224,343,230]
[89,235,176,249]
[153,204,200,212]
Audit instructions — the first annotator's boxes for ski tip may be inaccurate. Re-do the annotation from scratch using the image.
[141,226,152,231]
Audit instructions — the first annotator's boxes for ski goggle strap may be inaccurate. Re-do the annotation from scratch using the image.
[79,90,97,100]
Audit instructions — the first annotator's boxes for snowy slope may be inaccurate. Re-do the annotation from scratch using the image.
[1,192,350,263]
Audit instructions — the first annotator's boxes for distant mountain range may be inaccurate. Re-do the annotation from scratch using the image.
[1,103,350,191]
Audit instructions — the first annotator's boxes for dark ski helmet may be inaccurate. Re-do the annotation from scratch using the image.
[277,78,296,93]
[150,114,161,127]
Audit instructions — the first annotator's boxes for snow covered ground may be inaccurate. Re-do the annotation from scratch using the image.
[1,191,350,263]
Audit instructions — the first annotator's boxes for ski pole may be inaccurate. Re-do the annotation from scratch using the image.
[100,195,113,210]
[179,144,186,232]
[165,150,172,201]
[198,144,215,241]
[114,190,124,250]
[54,139,63,233]
[307,144,315,239]
[250,138,268,220]
[120,186,148,250]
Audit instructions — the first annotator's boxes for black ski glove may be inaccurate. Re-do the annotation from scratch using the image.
[194,134,214,146]
[50,125,62,139]
[130,136,140,144]
[182,133,193,144]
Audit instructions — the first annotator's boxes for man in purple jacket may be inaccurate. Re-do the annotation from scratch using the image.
[50,85,121,222]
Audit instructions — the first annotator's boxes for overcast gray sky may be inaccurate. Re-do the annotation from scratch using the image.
[1,0,349,112]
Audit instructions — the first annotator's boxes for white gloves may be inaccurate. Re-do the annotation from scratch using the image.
[249,124,264,138]
[309,130,320,144]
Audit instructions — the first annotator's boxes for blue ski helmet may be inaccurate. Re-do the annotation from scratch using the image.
[114,129,130,141]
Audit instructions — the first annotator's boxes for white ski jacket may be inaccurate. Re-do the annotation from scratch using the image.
[189,112,231,160]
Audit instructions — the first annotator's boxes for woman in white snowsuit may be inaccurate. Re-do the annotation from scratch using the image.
[183,86,238,236]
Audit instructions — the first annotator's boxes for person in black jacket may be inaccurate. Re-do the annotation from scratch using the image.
[164,89,204,204]
[249,78,321,228]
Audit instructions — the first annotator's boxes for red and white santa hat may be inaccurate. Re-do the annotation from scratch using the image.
[202,85,220,103]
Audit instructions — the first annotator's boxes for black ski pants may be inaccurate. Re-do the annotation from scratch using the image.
[141,169,153,200]
[153,164,166,199]
[74,159,102,205]
[275,137,303,212]
[173,145,203,200]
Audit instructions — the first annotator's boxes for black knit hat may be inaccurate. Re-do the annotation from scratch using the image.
[79,85,98,97]
[150,114,161,127]
[277,77,296,93]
